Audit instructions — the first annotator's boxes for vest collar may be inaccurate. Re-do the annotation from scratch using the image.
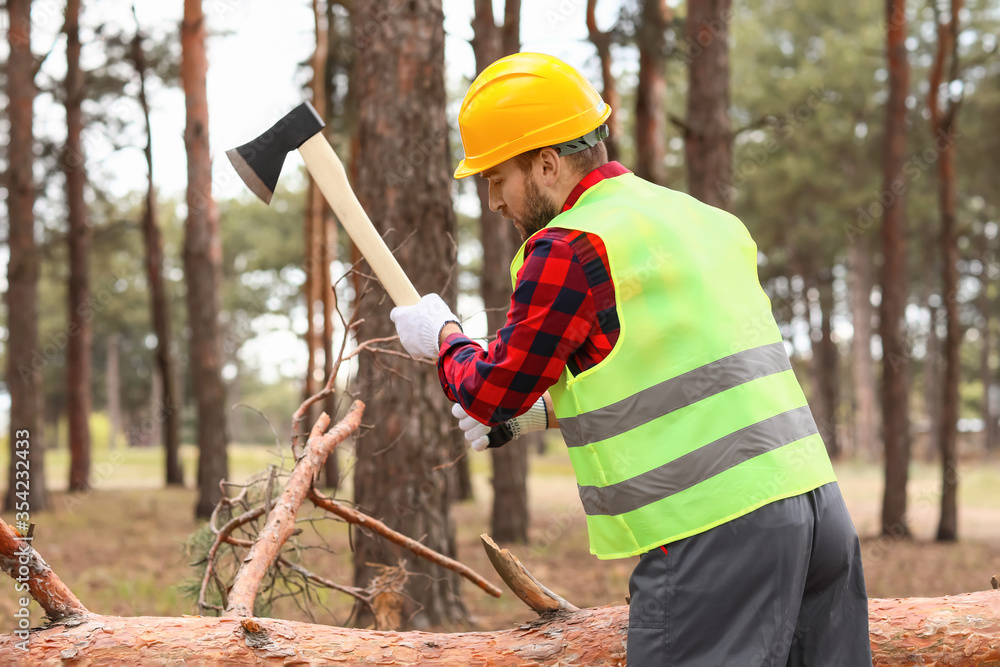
[561,161,632,212]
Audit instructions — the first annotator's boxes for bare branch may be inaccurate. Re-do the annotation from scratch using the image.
[480,534,578,615]
[308,489,502,599]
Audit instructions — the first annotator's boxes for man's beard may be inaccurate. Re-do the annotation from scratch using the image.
[503,176,559,241]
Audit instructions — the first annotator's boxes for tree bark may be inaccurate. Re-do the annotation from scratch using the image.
[850,239,879,461]
[879,0,912,539]
[924,302,942,462]
[586,0,622,162]
[1,591,998,664]
[5,0,50,514]
[684,0,733,209]
[303,0,341,491]
[106,335,121,449]
[993,265,1000,455]
[63,0,93,493]
[132,16,184,485]
[182,0,230,517]
[471,0,530,542]
[928,0,962,543]
[0,522,88,622]
[350,0,464,628]
[816,271,841,458]
[634,0,670,185]
[320,208,340,489]
[979,241,996,453]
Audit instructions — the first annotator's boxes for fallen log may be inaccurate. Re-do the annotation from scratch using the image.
[0,592,997,665]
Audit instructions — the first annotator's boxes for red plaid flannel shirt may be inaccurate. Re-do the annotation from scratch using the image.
[437,162,630,426]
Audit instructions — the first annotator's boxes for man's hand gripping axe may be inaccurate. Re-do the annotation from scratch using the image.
[227,102,519,448]
[226,102,420,307]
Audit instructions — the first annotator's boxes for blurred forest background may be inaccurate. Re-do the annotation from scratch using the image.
[1,0,999,630]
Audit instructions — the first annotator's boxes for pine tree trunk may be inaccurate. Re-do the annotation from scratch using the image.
[818,271,841,458]
[927,0,962,542]
[471,0,529,542]
[849,239,879,462]
[635,0,670,185]
[106,334,121,449]
[5,0,50,513]
[684,0,733,209]
[350,0,465,628]
[182,0,229,518]
[303,177,320,432]
[587,0,622,162]
[64,0,93,493]
[879,0,912,539]
[924,303,942,462]
[150,369,164,448]
[993,274,1000,454]
[980,244,996,453]
[300,0,341,490]
[321,206,340,488]
[321,0,344,490]
[133,19,183,485]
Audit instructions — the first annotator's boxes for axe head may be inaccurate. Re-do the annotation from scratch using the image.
[226,102,325,204]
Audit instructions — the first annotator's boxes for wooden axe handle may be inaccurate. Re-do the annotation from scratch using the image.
[298,133,421,307]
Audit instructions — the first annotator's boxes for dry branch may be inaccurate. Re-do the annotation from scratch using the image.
[198,505,267,613]
[222,535,371,605]
[481,534,577,614]
[309,489,502,599]
[224,401,365,618]
[0,522,87,622]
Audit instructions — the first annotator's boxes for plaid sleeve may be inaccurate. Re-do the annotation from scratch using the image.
[437,231,598,426]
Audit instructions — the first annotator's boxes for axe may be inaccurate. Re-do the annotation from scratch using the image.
[227,102,516,448]
[226,102,420,307]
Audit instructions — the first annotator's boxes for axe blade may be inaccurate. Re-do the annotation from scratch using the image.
[226,102,325,205]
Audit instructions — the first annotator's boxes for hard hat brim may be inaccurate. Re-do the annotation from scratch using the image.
[453,103,612,179]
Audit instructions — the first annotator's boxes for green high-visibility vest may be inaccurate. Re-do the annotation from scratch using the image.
[510,173,836,559]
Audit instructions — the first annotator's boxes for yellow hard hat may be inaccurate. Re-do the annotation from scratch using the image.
[454,52,612,179]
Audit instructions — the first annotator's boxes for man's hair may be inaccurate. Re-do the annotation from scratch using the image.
[513,140,609,177]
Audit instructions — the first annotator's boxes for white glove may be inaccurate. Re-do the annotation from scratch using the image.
[452,396,549,452]
[452,402,490,451]
[389,294,461,359]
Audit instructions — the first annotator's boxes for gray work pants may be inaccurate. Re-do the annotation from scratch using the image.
[626,482,872,666]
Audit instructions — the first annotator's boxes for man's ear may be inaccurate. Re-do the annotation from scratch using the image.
[536,147,562,187]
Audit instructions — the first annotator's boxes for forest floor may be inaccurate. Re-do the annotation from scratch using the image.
[1,439,998,632]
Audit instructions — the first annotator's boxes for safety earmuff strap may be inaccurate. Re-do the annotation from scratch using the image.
[551,124,610,156]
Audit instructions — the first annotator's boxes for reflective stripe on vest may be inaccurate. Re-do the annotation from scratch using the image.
[558,341,793,449]
[578,405,817,516]
[509,173,836,559]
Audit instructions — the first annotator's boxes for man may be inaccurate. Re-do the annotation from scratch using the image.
[391,52,871,666]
